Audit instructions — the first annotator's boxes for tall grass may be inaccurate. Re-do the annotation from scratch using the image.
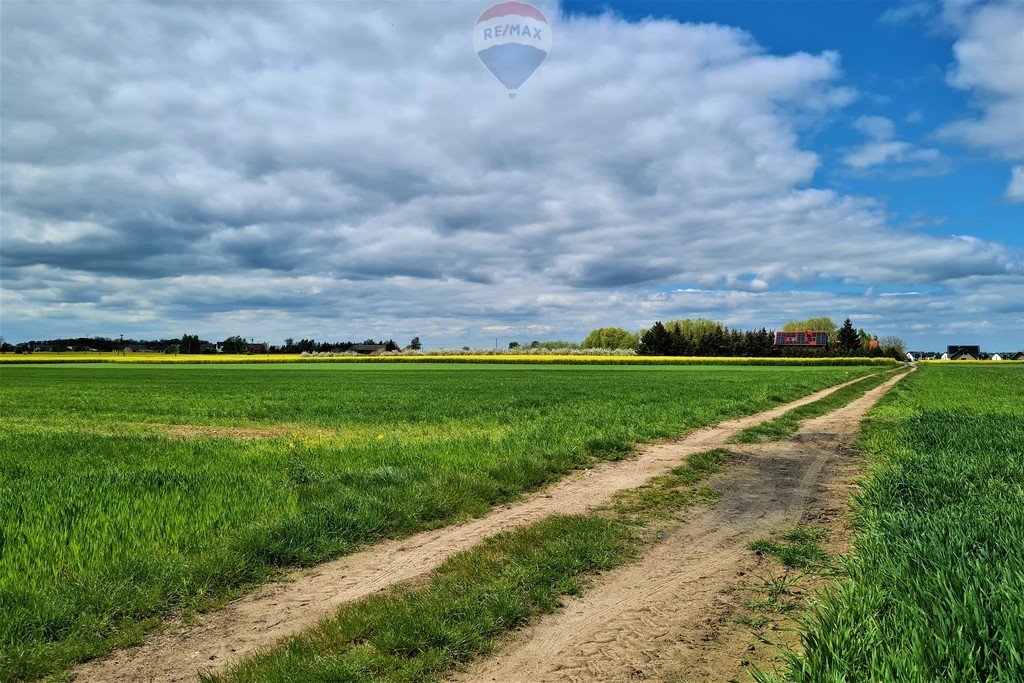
[0,363,874,679]
[780,364,1024,681]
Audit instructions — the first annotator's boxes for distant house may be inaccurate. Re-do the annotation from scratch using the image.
[1009,351,1024,361]
[123,345,155,353]
[349,344,388,354]
[991,354,1003,361]
[247,343,267,354]
[950,351,976,361]
[774,330,829,348]
[908,351,938,361]
[947,345,980,358]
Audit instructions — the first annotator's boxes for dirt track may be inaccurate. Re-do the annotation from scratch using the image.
[453,371,908,682]
[70,373,890,683]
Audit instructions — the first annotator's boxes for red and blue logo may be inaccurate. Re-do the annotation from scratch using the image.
[473,2,551,98]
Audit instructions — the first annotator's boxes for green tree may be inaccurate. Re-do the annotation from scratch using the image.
[582,327,639,350]
[409,337,422,350]
[638,322,672,356]
[221,335,248,354]
[836,318,860,354]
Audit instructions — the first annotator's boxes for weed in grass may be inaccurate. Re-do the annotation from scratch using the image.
[748,526,830,571]
[748,572,802,614]
[736,614,770,629]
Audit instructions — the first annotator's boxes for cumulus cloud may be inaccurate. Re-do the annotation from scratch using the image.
[841,115,947,174]
[1,1,1020,349]
[936,0,1024,159]
[1007,165,1024,202]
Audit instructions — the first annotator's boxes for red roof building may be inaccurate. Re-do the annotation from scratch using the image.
[774,330,829,347]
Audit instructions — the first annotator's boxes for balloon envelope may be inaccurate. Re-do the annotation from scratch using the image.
[474,2,551,93]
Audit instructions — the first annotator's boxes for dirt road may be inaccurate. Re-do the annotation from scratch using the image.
[453,371,908,682]
[71,373,889,683]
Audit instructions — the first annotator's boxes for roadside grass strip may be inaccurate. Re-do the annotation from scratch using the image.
[777,364,1024,681]
[734,368,905,444]
[208,449,733,682]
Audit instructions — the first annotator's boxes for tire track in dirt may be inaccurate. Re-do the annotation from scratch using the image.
[70,373,886,683]
[452,370,909,683]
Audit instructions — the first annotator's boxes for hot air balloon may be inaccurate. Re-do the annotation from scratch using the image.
[473,2,551,98]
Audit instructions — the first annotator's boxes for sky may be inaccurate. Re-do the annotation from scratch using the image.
[1,0,1022,350]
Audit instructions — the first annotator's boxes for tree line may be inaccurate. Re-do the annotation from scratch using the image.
[3,334,420,354]
[581,317,906,359]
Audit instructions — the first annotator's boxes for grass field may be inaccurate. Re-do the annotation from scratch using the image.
[780,364,1024,681]
[0,363,876,680]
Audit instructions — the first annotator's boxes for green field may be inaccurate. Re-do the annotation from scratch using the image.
[783,364,1024,681]
[0,363,875,679]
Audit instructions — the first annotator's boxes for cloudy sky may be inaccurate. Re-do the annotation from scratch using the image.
[2,0,1022,350]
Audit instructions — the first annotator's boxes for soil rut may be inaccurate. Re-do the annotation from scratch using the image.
[70,373,886,683]
[453,370,908,682]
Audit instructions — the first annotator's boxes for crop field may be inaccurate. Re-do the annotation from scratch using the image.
[0,362,877,680]
[784,364,1024,680]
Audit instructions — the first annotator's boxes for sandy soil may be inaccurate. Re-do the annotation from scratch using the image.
[452,371,908,683]
[69,373,885,683]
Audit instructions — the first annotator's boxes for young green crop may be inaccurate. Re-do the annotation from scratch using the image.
[779,364,1024,681]
[0,363,875,680]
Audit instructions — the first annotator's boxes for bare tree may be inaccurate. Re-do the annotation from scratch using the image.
[880,336,906,355]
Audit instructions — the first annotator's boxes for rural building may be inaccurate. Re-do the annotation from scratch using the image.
[122,345,156,353]
[947,345,980,357]
[774,330,829,348]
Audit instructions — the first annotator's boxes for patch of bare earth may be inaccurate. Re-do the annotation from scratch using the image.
[451,371,908,683]
[69,374,884,683]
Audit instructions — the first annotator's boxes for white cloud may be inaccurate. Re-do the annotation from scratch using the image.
[936,0,1024,159]
[0,2,1020,349]
[1006,165,1024,202]
[878,2,935,25]
[841,115,947,174]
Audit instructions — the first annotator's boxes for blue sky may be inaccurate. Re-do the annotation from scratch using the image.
[2,1,1022,350]
[567,0,1022,247]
